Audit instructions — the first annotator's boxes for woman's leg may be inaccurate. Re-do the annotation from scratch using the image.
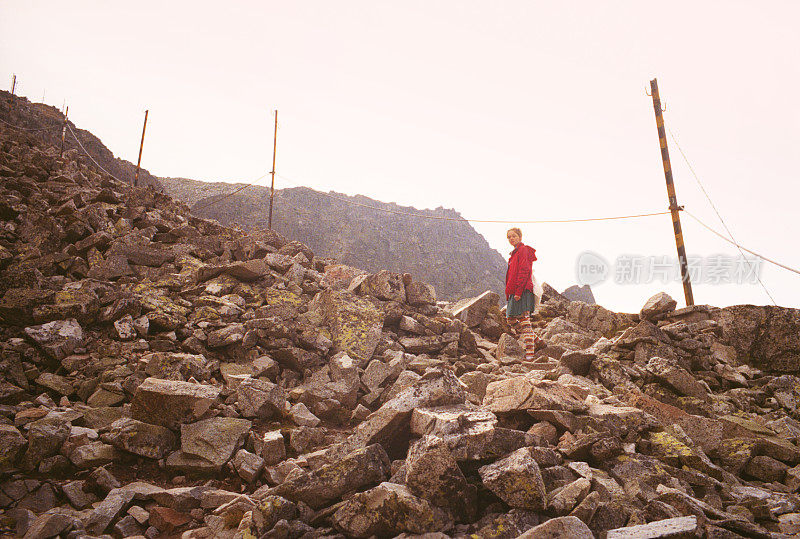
[508,312,536,361]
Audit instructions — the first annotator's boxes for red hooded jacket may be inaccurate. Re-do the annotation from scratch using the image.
[505,243,537,298]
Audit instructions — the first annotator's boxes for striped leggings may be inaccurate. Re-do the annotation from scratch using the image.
[507,314,541,361]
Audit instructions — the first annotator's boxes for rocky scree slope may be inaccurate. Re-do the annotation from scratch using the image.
[0,90,163,191]
[160,177,507,302]
[1,117,800,538]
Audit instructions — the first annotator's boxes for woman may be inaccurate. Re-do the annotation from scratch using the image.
[505,227,545,360]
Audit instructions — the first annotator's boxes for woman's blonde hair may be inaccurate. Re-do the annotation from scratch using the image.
[507,227,522,238]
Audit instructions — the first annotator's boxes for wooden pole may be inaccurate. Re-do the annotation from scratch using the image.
[10,75,16,108]
[649,78,694,306]
[268,110,278,230]
[59,106,69,158]
[134,109,149,187]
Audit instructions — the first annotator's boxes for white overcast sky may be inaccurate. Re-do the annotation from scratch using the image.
[2,1,799,312]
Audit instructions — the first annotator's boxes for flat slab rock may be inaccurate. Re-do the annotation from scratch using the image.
[131,377,221,430]
[606,515,698,539]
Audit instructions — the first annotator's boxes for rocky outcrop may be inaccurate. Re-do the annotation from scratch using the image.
[3,96,800,538]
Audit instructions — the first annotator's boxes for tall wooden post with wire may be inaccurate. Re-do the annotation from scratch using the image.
[268,110,278,230]
[10,75,16,108]
[649,78,694,306]
[59,106,69,158]
[134,110,148,187]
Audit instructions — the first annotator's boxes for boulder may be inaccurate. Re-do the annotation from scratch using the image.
[316,289,384,366]
[606,515,698,539]
[332,482,452,537]
[640,292,678,321]
[478,447,546,510]
[712,305,800,373]
[131,377,221,429]
[24,318,84,360]
[448,290,499,328]
[102,418,176,460]
[518,516,594,538]
[266,444,390,509]
[405,279,437,306]
[0,424,26,471]
[405,436,477,521]
[483,377,588,413]
[181,417,252,468]
[236,376,288,419]
[361,270,405,302]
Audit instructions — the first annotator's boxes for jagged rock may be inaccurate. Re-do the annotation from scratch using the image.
[316,289,384,366]
[0,424,26,470]
[496,332,525,361]
[562,284,596,304]
[640,292,678,321]
[24,318,84,360]
[745,455,788,483]
[236,376,287,419]
[606,515,698,538]
[21,416,70,470]
[646,356,708,400]
[361,270,405,302]
[69,440,116,468]
[483,377,588,413]
[85,488,136,534]
[131,377,220,429]
[265,444,390,509]
[233,449,265,483]
[21,512,73,539]
[478,447,546,510]
[207,323,245,348]
[102,417,176,459]
[332,482,452,537]
[289,402,320,427]
[517,516,593,538]
[181,417,252,468]
[712,305,800,373]
[449,290,499,328]
[560,349,596,375]
[34,372,74,395]
[255,430,286,465]
[405,436,477,521]
[325,368,466,461]
[405,279,437,306]
[548,477,591,515]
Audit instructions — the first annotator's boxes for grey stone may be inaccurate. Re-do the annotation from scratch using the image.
[517,516,594,538]
[640,292,678,321]
[24,318,84,360]
[131,377,221,429]
[479,447,546,510]
[102,417,176,459]
[332,482,452,537]
[181,417,252,467]
[606,515,698,539]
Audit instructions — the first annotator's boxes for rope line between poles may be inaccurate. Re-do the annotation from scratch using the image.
[191,175,271,212]
[274,173,671,224]
[668,124,778,305]
[684,210,800,276]
[66,124,126,183]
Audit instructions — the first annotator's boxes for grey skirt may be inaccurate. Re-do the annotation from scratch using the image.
[507,290,537,317]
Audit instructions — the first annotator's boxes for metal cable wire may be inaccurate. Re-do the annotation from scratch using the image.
[275,173,671,224]
[191,174,271,212]
[684,210,800,277]
[66,123,125,183]
[0,116,56,132]
[668,125,779,304]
